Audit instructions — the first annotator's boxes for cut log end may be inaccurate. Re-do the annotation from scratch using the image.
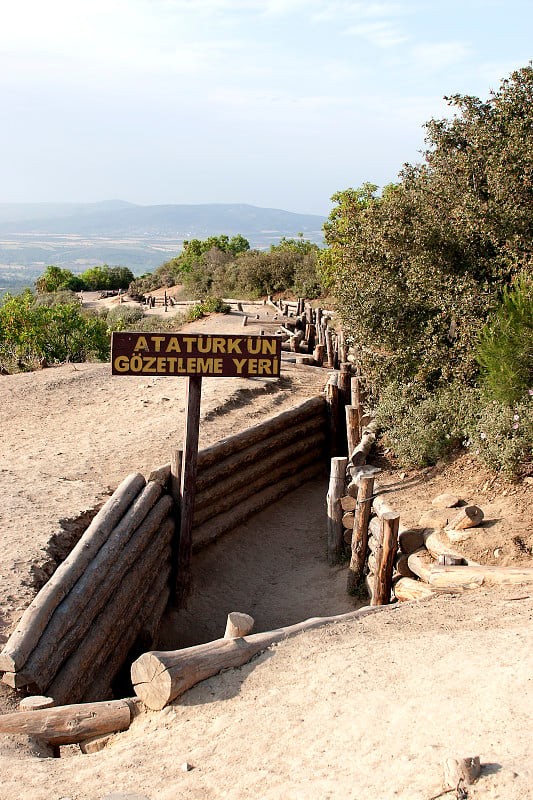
[224,612,255,639]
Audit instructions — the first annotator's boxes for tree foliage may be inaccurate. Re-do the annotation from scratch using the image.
[326,65,533,392]
[35,264,134,294]
[0,290,109,372]
[130,234,322,300]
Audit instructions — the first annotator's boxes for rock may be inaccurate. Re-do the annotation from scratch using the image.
[432,493,460,508]
[418,509,449,529]
[442,756,481,788]
[182,762,194,772]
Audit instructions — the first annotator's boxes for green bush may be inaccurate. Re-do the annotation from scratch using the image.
[465,392,533,479]
[0,290,110,371]
[186,297,231,322]
[376,382,479,467]
[106,305,145,330]
[476,274,533,405]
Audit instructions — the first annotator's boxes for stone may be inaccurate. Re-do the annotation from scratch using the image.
[418,509,449,529]
[432,493,460,509]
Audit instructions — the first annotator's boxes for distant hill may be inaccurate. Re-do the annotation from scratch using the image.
[0,201,325,240]
[0,201,326,295]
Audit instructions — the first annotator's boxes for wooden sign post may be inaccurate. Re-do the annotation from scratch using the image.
[111,332,282,603]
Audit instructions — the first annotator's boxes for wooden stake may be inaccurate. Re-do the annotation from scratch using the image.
[327,457,348,565]
[345,405,361,456]
[176,376,202,605]
[326,379,339,458]
[224,612,255,639]
[346,475,374,593]
[372,512,400,605]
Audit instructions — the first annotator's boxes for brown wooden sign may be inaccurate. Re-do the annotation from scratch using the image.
[111,332,281,378]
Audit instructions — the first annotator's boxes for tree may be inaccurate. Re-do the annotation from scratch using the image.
[35,266,78,294]
[326,65,533,391]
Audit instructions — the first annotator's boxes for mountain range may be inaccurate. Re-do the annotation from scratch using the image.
[0,201,326,294]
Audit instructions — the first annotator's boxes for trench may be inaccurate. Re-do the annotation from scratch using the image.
[110,476,358,701]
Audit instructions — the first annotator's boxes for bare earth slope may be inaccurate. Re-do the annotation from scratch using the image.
[0,303,532,799]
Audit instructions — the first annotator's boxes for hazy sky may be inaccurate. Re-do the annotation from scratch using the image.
[1,0,531,215]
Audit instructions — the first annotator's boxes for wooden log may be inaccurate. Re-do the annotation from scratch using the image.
[193,442,324,527]
[0,473,146,674]
[347,475,375,593]
[326,379,339,458]
[327,457,348,565]
[372,512,399,606]
[79,564,171,704]
[195,430,325,511]
[19,696,55,712]
[393,577,436,602]
[131,603,399,710]
[429,564,533,589]
[0,700,131,746]
[394,553,417,579]
[446,505,484,531]
[195,414,325,494]
[15,493,173,692]
[345,405,361,456]
[423,530,480,566]
[47,521,173,704]
[347,427,377,476]
[340,495,357,512]
[196,397,326,471]
[341,511,355,530]
[313,344,325,366]
[224,612,255,639]
[407,548,435,583]
[193,462,324,550]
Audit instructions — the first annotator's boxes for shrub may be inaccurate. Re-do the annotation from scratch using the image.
[376,381,479,467]
[0,290,110,371]
[185,297,231,322]
[465,391,533,479]
[106,305,145,330]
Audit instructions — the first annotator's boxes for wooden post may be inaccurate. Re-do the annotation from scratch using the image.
[326,378,339,458]
[327,457,348,565]
[164,290,168,312]
[224,612,255,639]
[372,512,400,605]
[306,323,316,352]
[325,327,334,369]
[313,344,324,367]
[316,308,323,343]
[345,405,361,456]
[242,315,248,327]
[346,475,374,594]
[175,376,202,605]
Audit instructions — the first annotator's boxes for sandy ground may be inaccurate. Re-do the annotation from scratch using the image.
[0,298,532,800]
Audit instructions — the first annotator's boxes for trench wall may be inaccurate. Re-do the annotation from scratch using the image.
[0,395,327,706]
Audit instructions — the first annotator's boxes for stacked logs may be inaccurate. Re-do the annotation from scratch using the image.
[191,396,327,548]
[0,473,174,705]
